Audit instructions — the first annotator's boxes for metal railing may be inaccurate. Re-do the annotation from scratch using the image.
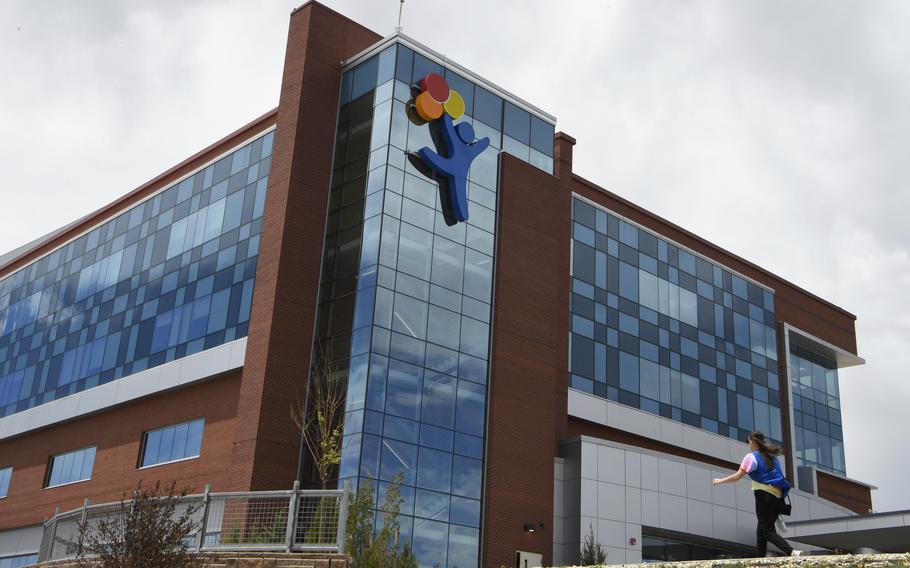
[37,481,347,562]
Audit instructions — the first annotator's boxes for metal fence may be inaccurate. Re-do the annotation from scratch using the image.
[37,481,347,562]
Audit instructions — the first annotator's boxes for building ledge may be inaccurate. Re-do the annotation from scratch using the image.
[785,323,865,369]
[0,338,246,441]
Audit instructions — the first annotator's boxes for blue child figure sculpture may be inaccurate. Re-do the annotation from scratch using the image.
[416,114,490,223]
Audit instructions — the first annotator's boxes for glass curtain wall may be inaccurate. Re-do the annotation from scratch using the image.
[789,344,845,475]
[569,197,783,445]
[0,131,273,417]
[313,41,554,568]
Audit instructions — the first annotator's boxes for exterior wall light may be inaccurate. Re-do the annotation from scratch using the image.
[523,522,544,532]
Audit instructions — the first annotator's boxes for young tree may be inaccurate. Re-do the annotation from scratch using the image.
[345,477,418,568]
[292,344,345,489]
[77,481,202,568]
[580,523,608,566]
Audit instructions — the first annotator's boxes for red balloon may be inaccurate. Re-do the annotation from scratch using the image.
[420,73,450,103]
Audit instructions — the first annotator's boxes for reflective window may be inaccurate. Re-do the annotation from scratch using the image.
[140,418,204,467]
[790,344,845,475]
[46,446,96,487]
[0,466,10,498]
[0,131,273,418]
[570,197,782,445]
[325,42,556,568]
[530,115,555,157]
[473,86,503,130]
[0,554,39,568]
[503,102,531,145]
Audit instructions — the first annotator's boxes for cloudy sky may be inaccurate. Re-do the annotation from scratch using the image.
[2,1,908,512]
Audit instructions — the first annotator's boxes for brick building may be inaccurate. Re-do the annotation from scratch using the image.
[0,3,883,566]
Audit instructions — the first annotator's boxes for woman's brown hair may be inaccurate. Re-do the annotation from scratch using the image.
[749,431,782,468]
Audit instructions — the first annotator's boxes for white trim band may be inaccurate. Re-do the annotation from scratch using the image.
[568,387,756,468]
[0,338,247,441]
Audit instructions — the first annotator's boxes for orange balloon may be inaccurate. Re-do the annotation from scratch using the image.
[415,91,443,121]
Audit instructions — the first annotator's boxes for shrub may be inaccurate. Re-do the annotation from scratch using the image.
[77,481,201,568]
[579,524,607,565]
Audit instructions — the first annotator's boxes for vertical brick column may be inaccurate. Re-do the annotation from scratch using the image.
[229,2,380,491]
[553,132,576,180]
[483,150,573,566]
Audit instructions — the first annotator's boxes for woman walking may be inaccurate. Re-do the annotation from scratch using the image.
[712,431,802,557]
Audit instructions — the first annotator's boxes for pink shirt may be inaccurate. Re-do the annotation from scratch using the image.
[740,453,758,473]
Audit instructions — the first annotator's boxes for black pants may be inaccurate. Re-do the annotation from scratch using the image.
[754,490,792,556]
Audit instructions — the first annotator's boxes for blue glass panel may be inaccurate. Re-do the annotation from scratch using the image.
[143,429,162,467]
[417,446,453,492]
[394,44,414,83]
[473,86,503,128]
[47,446,96,487]
[455,381,485,437]
[421,371,456,429]
[570,197,782,449]
[530,115,554,157]
[379,438,417,485]
[0,133,269,418]
[503,102,531,144]
[412,518,448,567]
[451,455,481,499]
[447,525,479,568]
[352,55,379,100]
[415,488,450,522]
[0,466,11,497]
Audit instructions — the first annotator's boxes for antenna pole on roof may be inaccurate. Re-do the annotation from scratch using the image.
[395,0,405,33]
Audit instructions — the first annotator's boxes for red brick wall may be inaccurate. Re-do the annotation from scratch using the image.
[0,371,241,530]
[483,152,572,567]
[227,2,381,491]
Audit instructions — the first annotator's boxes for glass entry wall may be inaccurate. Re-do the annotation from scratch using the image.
[789,344,845,475]
[568,196,783,445]
[314,40,554,567]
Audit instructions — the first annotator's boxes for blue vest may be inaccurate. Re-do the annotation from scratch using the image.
[748,451,792,497]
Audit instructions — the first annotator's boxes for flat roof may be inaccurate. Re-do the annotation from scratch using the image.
[788,509,910,553]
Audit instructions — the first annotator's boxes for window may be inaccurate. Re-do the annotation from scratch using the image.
[0,130,272,419]
[46,446,96,488]
[140,418,204,468]
[570,196,783,445]
[0,466,11,497]
[0,554,39,568]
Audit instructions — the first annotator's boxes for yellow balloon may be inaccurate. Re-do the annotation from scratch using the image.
[443,90,465,119]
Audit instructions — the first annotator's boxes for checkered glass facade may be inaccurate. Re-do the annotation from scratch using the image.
[0,131,273,417]
[569,197,783,444]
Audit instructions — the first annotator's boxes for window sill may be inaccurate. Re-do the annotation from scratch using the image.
[138,455,200,470]
[45,478,92,490]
